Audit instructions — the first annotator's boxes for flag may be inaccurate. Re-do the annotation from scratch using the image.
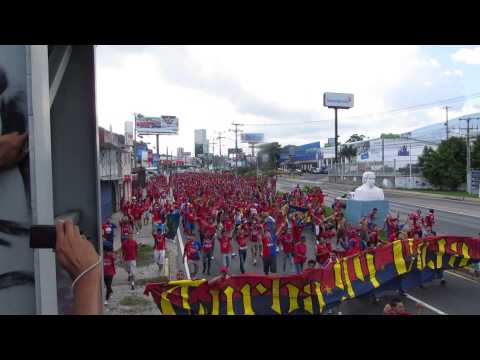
[144,236,480,315]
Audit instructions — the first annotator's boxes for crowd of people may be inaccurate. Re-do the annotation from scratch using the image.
[100,171,441,313]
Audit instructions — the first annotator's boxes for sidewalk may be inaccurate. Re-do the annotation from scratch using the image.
[104,212,179,315]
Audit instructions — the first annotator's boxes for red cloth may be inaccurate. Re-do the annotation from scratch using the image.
[219,236,232,254]
[293,242,307,264]
[316,242,332,264]
[237,234,247,248]
[154,233,166,250]
[185,240,198,260]
[122,239,137,261]
[202,238,214,252]
[279,233,294,253]
[103,252,116,276]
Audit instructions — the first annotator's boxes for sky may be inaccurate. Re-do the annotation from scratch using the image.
[95,45,480,155]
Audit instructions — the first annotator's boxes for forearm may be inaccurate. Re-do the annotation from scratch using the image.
[72,268,102,315]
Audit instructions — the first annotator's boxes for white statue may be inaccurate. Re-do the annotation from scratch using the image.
[353,171,385,201]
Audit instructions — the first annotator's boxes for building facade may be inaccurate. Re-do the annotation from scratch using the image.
[99,127,132,223]
[194,129,208,156]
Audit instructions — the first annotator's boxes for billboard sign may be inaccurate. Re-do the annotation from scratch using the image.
[323,92,354,109]
[135,114,179,135]
[327,138,336,146]
[241,133,264,143]
[135,143,148,162]
[125,121,134,145]
[280,142,320,162]
[228,148,242,155]
[398,145,410,156]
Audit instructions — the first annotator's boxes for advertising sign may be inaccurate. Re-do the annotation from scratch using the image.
[327,138,336,146]
[125,121,134,145]
[471,169,480,194]
[135,114,179,135]
[323,92,354,109]
[228,148,242,155]
[241,133,264,143]
[398,145,410,156]
[135,143,148,163]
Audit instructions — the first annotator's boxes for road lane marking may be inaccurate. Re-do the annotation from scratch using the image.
[445,270,480,285]
[404,293,447,315]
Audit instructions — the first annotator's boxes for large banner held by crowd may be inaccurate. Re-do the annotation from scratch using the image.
[145,236,480,315]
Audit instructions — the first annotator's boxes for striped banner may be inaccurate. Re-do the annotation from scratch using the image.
[144,236,480,315]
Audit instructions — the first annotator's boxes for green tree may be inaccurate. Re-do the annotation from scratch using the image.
[339,145,357,162]
[418,137,467,190]
[258,142,282,170]
[380,133,401,139]
[472,135,480,170]
[346,134,365,143]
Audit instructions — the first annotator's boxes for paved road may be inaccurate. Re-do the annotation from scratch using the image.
[277,176,480,315]
[172,177,480,315]
[278,176,480,237]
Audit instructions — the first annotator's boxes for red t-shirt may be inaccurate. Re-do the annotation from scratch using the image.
[202,238,214,253]
[279,233,294,253]
[316,243,332,264]
[219,236,232,254]
[261,235,274,257]
[237,234,248,249]
[122,239,137,261]
[154,233,166,250]
[223,219,234,232]
[185,240,199,260]
[103,252,116,276]
[293,242,307,264]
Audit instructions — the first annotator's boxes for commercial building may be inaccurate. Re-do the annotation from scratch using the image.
[279,141,321,171]
[194,129,209,156]
[99,127,133,222]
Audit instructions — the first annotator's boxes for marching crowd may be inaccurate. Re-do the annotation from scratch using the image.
[100,171,439,313]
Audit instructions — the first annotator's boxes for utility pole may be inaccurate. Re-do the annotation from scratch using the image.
[229,122,244,175]
[459,117,480,194]
[444,106,450,140]
[216,132,227,170]
[209,139,217,170]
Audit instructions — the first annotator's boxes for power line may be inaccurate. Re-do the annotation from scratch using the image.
[242,92,480,127]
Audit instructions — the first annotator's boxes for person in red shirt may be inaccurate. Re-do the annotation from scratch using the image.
[277,224,294,273]
[236,226,248,274]
[293,236,307,274]
[103,241,116,305]
[260,229,278,275]
[315,238,332,267]
[291,213,305,243]
[250,220,261,266]
[201,235,214,275]
[219,230,233,269]
[383,298,424,315]
[153,230,166,273]
[423,209,435,232]
[122,233,138,290]
[183,235,201,278]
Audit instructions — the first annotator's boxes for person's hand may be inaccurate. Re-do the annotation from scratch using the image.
[0,132,27,171]
[55,220,99,280]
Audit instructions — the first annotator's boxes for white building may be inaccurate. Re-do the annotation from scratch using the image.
[194,129,209,156]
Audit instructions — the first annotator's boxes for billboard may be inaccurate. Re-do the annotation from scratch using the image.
[398,145,410,156]
[125,121,134,145]
[135,114,179,135]
[327,138,336,146]
[241,133,264,143]
[135,143,148,163]
[228,148,242,155]
[323,92,354,109]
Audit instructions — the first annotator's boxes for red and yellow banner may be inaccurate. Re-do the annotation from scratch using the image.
[144,236,480,315]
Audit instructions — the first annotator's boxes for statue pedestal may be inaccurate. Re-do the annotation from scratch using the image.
[345,199,390,227]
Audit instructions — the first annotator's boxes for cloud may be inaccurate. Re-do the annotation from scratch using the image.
[452,47,480,65]
[95,46,469,151]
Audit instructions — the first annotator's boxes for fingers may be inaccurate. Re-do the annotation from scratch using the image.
[56,221,66,251]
